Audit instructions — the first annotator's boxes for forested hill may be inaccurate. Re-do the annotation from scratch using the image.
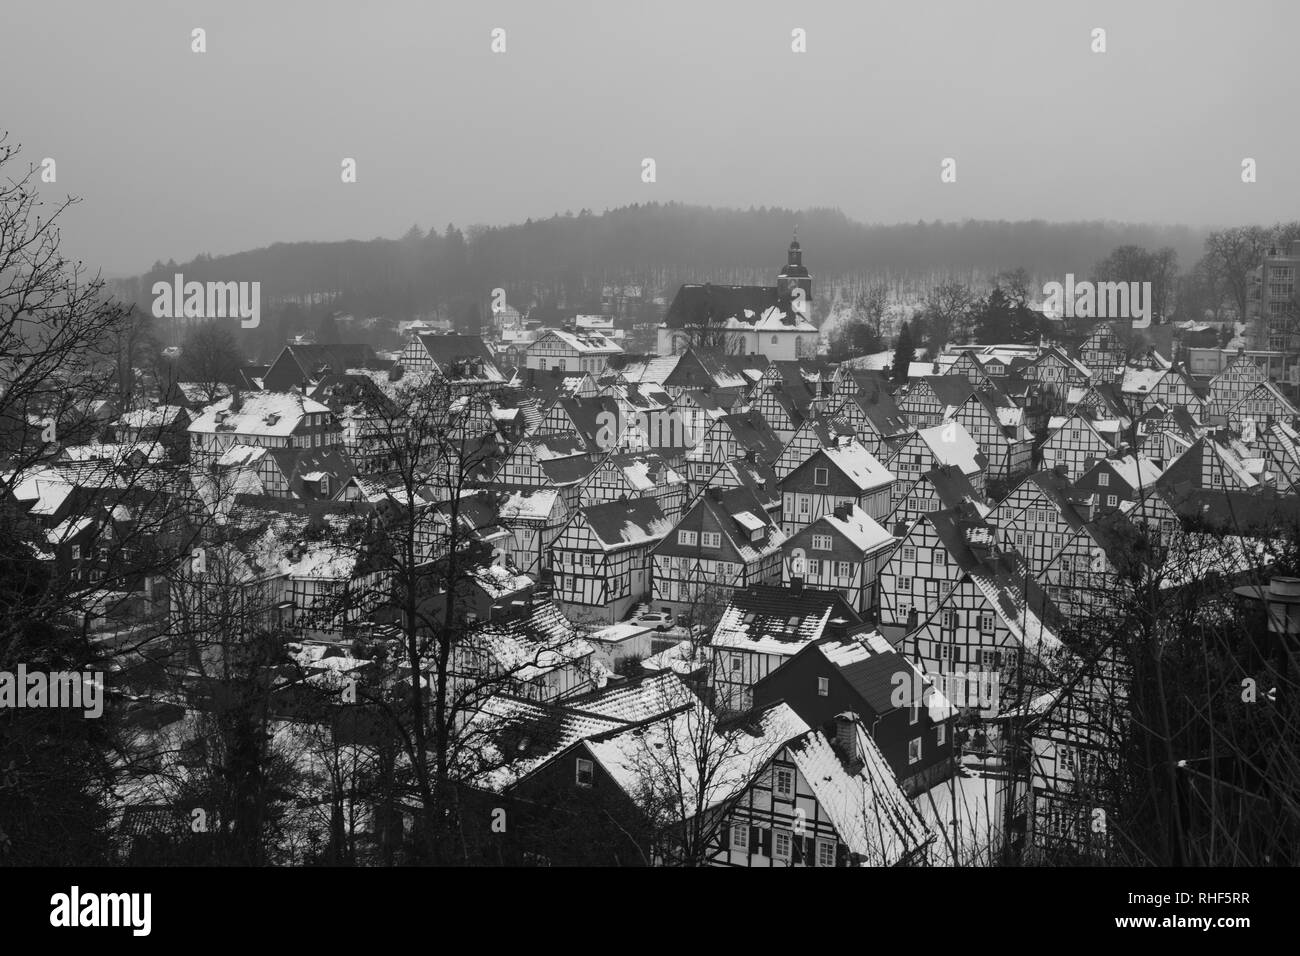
[111,203,1208,318]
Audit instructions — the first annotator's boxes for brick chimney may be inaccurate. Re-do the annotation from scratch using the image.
[790,575,804,598]
[833,712,864,772]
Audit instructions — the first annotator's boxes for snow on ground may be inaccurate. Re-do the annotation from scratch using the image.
[914,770,1011,866]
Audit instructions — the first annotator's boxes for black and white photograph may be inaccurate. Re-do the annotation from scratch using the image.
[0,0,1291,936]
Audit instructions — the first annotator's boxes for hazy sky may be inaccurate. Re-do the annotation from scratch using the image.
[5,0,1297,275]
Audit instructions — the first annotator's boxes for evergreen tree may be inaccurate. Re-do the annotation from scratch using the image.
[891,321,915,384]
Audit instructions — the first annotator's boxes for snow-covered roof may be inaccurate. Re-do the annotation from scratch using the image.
[584,700,810,815]
[45,515,95,545]
[918,422,984,476]
[189,391,331,437]
[499,489,560,523]
[115,405,186,429]
[1122,367,1167,395]
[786,721,933,865]
[533,328,623,354]
[820,504,894,553]
[1099,455,1163,489]
[821,439,894,491]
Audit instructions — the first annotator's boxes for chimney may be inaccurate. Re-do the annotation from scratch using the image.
[790,575,804,597]
[229,388,243,412]
[833,712,864,772]
[826,616,851,641]
[833,503,851,521]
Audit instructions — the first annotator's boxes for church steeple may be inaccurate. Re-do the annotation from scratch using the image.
[777,229,812,306]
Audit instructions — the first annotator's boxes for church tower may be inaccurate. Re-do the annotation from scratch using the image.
[776,230,813,310]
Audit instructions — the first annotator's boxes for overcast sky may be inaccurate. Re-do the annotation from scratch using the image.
[5,0,1297,276]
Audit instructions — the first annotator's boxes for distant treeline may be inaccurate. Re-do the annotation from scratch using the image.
[110,203,1211,325]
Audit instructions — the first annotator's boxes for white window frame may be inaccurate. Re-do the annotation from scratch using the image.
[732,823,749,850]
[817,677,829,697]
[774,767,794,799]
[678,530,698,546]
[576,757,594,787]
[701,531,721,548]
[936,722,946,746]
[773,829,792,860]
[908,737,923,764]
[816,839,835,867]
[814,467,829,487]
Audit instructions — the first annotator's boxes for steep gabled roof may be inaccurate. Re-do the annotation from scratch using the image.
[579,497,673,550]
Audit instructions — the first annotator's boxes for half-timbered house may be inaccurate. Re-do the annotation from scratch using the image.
[549,497,673,625]
[896,376,976,428]
[752,631,956,795]
[650,485,786,614]
[708,583,863,712]
[778,436,895,535]
[780,503,896,616]
[884,421,987,498]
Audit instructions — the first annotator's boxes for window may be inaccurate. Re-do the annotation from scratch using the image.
[732,824,749,850]
[1106,494,1117,507]
[729,656,742,673]
[816,840,836,867]
[902,546,916,562]
[909,705,919,725]
[583,553,594,566]
[320,477,330,496]
[799,497,810,515]
[774,768,794,799]
[807,559,821,576]
[814,467,829,486]
[937,723,946,745]
[701,531,721,548]
[836,561,852,579]
[935,548,947,565]
[771,335,779,345]
[817,677,829,697]
[941,609,955,630]
[908,737,923,764]
[575,758,594,787]
[1097,472,1109,487]
[812,534,832,551]
[773,829,792,860]
[980,612,995,634]
[981,649,996,668]
[898,576,912,593]
[678,530,698,546]
[71,545,81,562]
[557,359,566,371]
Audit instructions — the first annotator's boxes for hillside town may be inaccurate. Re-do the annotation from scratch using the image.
[6,229,1297,868]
